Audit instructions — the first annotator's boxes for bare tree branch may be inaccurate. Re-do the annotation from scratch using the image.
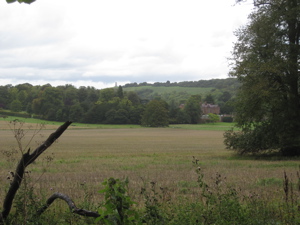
[36,192,100,218]
[1,121,72,222]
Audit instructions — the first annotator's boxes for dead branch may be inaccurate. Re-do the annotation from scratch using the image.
[1,121,72,223]
[36,192,100,218]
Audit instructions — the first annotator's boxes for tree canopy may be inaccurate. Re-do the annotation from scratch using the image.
[6,0,35,3]
[184,95,202,124]
[141,99,169,127]
[225,0,300,156]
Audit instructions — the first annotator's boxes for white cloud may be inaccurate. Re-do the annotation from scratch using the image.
[0,0,253,88]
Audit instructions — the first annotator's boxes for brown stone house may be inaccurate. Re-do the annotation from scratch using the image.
[201,103,220,115]
[179,102,220,115]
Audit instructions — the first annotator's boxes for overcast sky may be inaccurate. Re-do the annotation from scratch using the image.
[0,0,253,89]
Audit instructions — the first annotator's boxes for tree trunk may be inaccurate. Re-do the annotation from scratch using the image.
[0,121,72,223]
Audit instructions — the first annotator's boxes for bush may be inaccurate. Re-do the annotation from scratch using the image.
[222,116,233,122]
[96,177,141,225]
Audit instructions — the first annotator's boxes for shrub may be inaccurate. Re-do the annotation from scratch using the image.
[222,116,233,122]
[96,177,141,225]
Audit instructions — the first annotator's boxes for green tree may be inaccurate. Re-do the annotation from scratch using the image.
[87,86,100,103]
[220,100,234,115]
[117,85,124,99]
[184,95,201,124]
[32,87,63,120]
[63,85,78,107]
[208,113,219,124]
[141,100,169,127]
[82,103,108,124]
[118,97,132,111]
[17,90,28,111]
[128,105,145,124]
[8,87,18,104]
[218,91,232,103]
[6,0,35,3]
[69,103,84,122]
[99,88,115,102]
[114,109,129,124]
[225,0,300,156]
[77,86,88,103]
[169,100,180,124]
[0,85,11,109]
[105,109,117,124]
[10,100,22,112]
[126,91,140,105]
[204,94,215,104]
[176,109,191,124]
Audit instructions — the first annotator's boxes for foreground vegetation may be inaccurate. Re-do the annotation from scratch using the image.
[0,120,299,224]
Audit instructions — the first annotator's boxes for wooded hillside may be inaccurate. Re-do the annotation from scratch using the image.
[123,78,239,106]
[0,78,237,124]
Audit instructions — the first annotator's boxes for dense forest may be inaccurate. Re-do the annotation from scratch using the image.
[124,78,239,89]
[0,78,237,125]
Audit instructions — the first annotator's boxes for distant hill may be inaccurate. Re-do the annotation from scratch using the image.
[123,78,239,89]
[122,78,239,105]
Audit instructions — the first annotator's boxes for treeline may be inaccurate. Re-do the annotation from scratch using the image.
[0,83,145,124]
[0,81,234,125]
[0,83,100,122]
[123,78,239,90]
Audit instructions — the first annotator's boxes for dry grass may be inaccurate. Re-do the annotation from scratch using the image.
[0,122,299,210]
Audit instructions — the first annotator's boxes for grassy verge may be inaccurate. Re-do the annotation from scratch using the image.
[0,116,143,129]
[169,122,236,131]
[0,116,235,131]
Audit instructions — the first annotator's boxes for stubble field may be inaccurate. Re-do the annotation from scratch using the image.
[0,121,299,213]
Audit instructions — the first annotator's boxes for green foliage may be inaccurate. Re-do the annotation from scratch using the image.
[222,116,233,122]
[6,0,35,4]
[226,0,300,155]
[218,91,232,103]
[204,94,215,104]
[124,78,239,89]
[10,100,22,113]
[191,162,272,225]
[8,182,34,224]
[207,113,219,123]
[184,95,201,124]
[0,79,235,125]
[126,91,140,105]
[117,86,124,99]
[69,103,84,122]
[123,79,238,107]
[141,99,169,127]
[96,177,141,225]
[224,124,279,155]
[0,110,31,119]
[173,109,191,124]
[140,181,167,225]
[220,100,235,115]
[99,88,116,102]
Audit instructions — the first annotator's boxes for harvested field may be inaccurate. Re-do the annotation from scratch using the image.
[0,122,299,209]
